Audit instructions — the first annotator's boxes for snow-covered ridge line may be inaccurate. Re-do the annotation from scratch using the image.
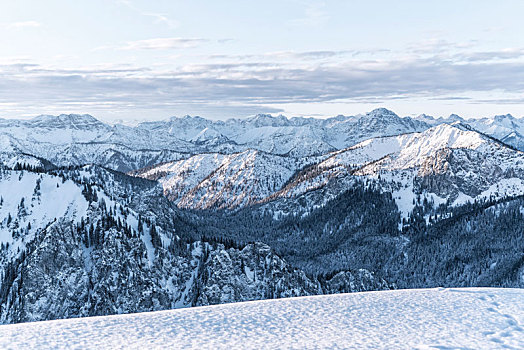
[136,122,524,215]
[0,288,521,349]
[418,112,524,151]
[0,108,431,171]
[4,108,524,173]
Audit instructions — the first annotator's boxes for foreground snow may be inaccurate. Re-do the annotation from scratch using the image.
[0,288,522,349]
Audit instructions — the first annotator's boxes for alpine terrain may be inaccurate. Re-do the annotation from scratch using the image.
[0,108,523,326]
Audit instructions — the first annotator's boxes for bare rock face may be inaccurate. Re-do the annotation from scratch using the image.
[415,147,523,200]
[196,243,321,306]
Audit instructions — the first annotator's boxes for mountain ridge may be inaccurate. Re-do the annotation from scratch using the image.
[135,123,524,216]
[0,108,430,171]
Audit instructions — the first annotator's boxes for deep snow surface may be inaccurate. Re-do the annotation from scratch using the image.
[0,288,522,349]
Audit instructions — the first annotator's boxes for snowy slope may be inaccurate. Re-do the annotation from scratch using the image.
[467,114,524,151]
[0,134,52,169]
[273,123,524,217]
[136,150,306,209]
[173,150,298,209]
[134,122,524,213]
[321,123,487,171]
[0,288,522,349]
[0,170,89,254]
[136,153,230,202]
[415,112,524,151]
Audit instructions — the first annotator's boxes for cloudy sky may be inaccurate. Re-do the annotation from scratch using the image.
[1,0,524,121]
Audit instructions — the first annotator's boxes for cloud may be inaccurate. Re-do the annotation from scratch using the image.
[288,1,329,27]
[1,21,41,29]
[116,0,179,29]
[217,38,235,44]
[429,96,472,101]
[471,97,524,105]
[208,50,352,62]
[406,38,475,54]
[4,46,524,118]
[121,37,208,50]
[453,49,524,62]
[143,13,179,28]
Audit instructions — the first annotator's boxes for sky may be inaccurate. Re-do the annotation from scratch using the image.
[2,0,524,122]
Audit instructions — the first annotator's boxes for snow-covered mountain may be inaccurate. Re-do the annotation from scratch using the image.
[135,108,429,156]
[322,108,429,149]
[4,109,524,174]
[136,123,524,216]
[0,109,429,171]
[415,112,524,151]
[466,114,524,151]
[0,165,390,324]
[415,113,466,126]
[2,288,522,349]
[1,109,524,327]
[134,150,316,209]
[314,123,524,215]
[131,122,524,282]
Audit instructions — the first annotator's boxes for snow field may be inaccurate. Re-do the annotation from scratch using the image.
[0,288,522,349]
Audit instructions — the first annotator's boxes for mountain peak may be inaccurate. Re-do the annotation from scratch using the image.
[189,127,228,144]
[366,108,399,118]
[492,113,515,122]
[165,115,207,123]
[245,114,291,127]
[417,122,491,152]
[33,113,98,122]
[30,114,106,129]
[445,114,464,122]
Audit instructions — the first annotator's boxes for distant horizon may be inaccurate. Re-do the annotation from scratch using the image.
[0,107,522,125]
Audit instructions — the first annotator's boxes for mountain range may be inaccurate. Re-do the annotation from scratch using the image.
[135,119,524,215]
[0,108,523,324]
[0,108,430,171]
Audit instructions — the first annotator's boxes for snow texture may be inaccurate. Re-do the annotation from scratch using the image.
[0,288,522,349]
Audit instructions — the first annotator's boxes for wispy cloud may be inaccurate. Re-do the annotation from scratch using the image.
[452,48,524,63]
[1,21,41,29]
[121,37,208,50]
[143,13,179,29]
[116,0,178,29]
[288,1,329,27]
[429,96,472,101]
[472,97,524,105]
[208,50,352,62]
